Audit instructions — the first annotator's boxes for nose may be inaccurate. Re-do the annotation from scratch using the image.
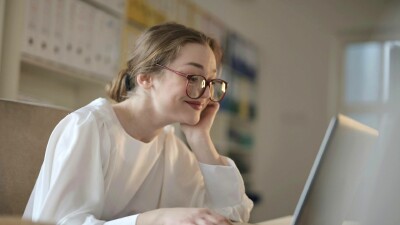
[200,83,212,99]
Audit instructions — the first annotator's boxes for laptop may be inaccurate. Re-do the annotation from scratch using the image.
[235,114,379,225]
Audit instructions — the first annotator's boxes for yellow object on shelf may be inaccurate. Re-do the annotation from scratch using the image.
[119,23,143,68]
[126,0,167,27]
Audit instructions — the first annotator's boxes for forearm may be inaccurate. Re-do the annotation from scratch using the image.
[136,209,161,225]
[198,157,254,222]
[187,134,227,166]
[136,208,233,225]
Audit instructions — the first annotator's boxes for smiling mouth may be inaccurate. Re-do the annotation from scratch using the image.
[185,101,203,110]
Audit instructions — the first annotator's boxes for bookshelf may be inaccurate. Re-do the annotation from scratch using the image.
[0,0,124,108]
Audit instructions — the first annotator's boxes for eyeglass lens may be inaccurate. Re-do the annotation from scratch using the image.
[187,75,226,101]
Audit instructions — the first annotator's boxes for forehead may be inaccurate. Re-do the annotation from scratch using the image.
[170,43,217,73]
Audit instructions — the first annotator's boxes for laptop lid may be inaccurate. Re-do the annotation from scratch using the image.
[291,114,378,225]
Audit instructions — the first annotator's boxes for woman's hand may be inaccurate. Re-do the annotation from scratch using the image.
[181,101,219,141]
[137,207,233,225]
[180,102,226,165]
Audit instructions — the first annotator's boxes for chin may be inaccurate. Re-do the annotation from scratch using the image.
[182,115,200,126]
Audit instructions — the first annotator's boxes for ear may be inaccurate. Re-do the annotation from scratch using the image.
[136,74,153,89]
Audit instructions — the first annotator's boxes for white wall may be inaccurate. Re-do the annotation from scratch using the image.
[192,0,399,222]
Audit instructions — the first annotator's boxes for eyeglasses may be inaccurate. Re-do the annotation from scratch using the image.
[155,64,228,102]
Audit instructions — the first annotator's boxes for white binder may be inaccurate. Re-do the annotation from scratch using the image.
[51,0,67,64]
[72,0,89,70]
[79,1,96,72]
[37,0,54,60]
[63,0,78,68]
[91,9,106,75]
[22,0,41,56]
[101,13,121,79]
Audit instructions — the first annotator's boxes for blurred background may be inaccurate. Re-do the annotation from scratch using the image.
[0,0,399,223]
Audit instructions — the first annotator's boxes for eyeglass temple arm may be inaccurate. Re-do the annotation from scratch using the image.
[155,64,188,78]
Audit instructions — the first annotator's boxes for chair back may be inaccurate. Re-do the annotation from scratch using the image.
[0,99,69,216]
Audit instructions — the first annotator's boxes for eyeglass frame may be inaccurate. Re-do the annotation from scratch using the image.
[155,63,228,102]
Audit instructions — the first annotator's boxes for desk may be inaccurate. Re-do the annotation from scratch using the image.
[1,216,293,225]
[234,215,292,225]
[0,217,51,225]
[256,216,292,225]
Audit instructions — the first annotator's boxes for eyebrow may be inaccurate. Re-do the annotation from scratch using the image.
[185,62,217,74]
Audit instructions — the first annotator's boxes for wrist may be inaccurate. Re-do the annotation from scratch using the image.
[190,141,225,165]
[186,132,211,147]
[136,209,162,225]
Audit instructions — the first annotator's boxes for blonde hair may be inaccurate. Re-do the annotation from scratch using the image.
[106,22,223,102]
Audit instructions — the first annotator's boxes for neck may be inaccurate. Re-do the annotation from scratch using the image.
[112,97,164,143]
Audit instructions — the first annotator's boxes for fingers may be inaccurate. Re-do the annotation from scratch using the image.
[159,207,233,225]
[203,101,220,114]
[192,209,233,225]
[207,101,220,108]
[199,102,219,125]
[202,215,232,225]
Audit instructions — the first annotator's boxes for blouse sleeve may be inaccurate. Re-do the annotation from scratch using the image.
[199,158,254,222]
[23,112,137,225]
[168,131,254,223]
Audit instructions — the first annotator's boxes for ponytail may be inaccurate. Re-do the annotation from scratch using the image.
[106,68,133,103]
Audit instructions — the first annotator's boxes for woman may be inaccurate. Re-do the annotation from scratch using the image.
[23,22,253,225]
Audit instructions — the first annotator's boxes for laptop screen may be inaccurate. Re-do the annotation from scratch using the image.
[291,114,378,225]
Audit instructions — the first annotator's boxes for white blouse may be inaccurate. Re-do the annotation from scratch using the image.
[23,98,253,225]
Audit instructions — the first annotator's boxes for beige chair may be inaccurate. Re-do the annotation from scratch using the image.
[0,99,69,216]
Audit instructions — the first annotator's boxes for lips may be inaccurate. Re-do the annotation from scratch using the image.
[185,101,203,110]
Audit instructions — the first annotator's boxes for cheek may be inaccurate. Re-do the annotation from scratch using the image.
[159,78,186,95]
[155,88,183,111]
[160,86,184,101]
[152,80,188,114]
[165,83,187,99]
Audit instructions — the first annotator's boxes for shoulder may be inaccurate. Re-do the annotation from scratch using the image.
[59,98,114,130]
[72,98,112,121]
[49,98,118,153]
[48,99,113,165]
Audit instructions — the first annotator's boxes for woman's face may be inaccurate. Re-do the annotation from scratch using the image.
[151,43,217,125]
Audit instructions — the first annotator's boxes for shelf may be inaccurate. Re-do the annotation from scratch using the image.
[81,0,125,19]
[21,52,111,86]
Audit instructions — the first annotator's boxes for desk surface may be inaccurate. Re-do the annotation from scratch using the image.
[1,215,293,225]
[0,217,50,225]
[234,215,292,225]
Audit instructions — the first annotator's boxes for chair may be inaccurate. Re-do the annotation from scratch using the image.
[0,99,69,216]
